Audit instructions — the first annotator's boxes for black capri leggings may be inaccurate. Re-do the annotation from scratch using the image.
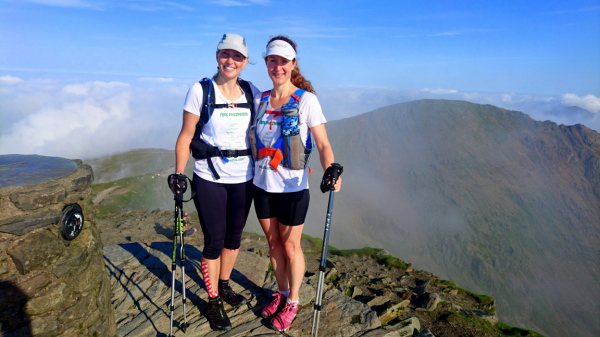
[192,174,253,260]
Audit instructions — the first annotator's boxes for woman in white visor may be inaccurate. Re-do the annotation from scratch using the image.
[250,35,342,332]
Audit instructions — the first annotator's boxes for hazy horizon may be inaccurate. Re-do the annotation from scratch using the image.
[1,0,599,159]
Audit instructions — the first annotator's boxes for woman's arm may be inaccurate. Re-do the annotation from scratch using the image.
[311,123,342,192]
[175,110,200,174]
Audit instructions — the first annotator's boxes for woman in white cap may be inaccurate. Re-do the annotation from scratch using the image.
[250,35,342,332]
[173,33,260,331]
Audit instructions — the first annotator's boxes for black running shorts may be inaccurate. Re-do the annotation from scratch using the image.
[253,187,310,226]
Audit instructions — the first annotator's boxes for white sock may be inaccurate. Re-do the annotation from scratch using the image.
[279,290,290,298]
[287,298,299,306]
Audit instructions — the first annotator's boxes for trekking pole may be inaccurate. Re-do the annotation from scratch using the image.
[167,174,194,336]
[311,163,343,337]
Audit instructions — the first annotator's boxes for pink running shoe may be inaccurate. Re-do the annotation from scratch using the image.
[260,292,286,318]
[270,301,298,332]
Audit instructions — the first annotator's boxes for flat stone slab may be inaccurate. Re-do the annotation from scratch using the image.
[0,154,77,188]
[104,241,387,337]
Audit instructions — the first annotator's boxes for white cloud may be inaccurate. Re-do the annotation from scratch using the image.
[62,81,128,95]
[209,0,270,6]
[427,32,461,37]
[2,76,597,161]
[0,75,23,85]
[560,94,600,113]
[20,0,103,8]
[139,77,175,83]
[422,88,458,95]
[0,78,185,159]
[160,1,195,11]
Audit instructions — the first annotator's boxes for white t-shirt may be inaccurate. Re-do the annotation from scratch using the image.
[183,79,261,184]
[253,91,327,193]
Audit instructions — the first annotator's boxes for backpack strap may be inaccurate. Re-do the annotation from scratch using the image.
[207,79,254,112]
[289,89,305,104]
[194,77,213,141]
[198,78,254,127]
[191,78,255,180]
[237,79,255,122]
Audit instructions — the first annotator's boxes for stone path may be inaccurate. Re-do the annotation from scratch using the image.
[103,241,391,337]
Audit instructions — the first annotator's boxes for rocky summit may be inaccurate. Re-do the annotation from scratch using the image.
[99,209,543,337]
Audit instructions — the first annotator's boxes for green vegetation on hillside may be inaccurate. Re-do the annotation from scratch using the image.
[440,280,496,313]
[442,311,545,337]
[86,148,176,184]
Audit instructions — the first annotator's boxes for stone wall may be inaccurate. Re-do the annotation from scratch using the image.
[0,160,116,336]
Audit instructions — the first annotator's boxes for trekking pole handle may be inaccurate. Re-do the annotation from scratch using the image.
[168,173,196,202]
[320,163,344,193]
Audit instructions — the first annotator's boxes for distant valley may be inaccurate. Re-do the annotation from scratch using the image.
[87,99,600,337]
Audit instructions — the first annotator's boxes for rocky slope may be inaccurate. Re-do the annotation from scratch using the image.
[98,209,543,337]
[310,100,600,336]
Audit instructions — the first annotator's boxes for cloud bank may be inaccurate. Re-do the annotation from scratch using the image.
[318,86,600,133]
[1,75,598,160]
[0,76,187,160]
[560,93,600,113]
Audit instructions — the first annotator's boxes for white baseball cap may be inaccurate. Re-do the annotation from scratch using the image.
[265,39,296,60]
[217,33,248,58]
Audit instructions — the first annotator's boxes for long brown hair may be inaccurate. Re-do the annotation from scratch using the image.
[267,35,316,95]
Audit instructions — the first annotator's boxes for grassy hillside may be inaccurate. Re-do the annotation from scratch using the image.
[86,148,176,184]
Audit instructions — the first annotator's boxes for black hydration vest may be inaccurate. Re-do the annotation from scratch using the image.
[189,78,255,180]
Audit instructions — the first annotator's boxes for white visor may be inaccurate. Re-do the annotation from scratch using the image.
[265,40,296,60]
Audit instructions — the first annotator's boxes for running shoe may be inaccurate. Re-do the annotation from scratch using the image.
[270,301,298,332]
[218,281,247,307]
[260,292,287,318]
[206,297,232,331]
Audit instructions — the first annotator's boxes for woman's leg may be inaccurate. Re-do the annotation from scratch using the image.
[192,175,228,298]
[270,221,305,332]
[192,174,231,330]
[278,223,305,302]
[219,248,239,280]
[220,180,253,280]
[200,256,220,298]
[260,217,289,292]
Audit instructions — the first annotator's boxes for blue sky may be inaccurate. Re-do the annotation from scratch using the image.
[1,0,599,159]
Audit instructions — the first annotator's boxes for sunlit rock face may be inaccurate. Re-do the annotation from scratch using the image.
[0,155,116,337]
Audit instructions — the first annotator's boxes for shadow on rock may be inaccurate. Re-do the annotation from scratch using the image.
[0,280,32,337]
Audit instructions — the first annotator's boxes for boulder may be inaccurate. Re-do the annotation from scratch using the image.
[0,157,115,336]
[379,299,411,324]
[418,293,441,311]
[465,309,499,325]
[391,317,421,337]
[415,329,436,337]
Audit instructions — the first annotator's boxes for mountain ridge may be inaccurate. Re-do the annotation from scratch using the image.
[316,99,599,336]
[87,99,600,337]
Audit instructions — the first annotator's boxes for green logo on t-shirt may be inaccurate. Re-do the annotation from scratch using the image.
[259,164,275,171]
[220,112,249,117]
[258,120,280,126]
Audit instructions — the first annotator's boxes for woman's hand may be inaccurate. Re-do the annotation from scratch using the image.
[181,212,196,236]
[333,175,342,192]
